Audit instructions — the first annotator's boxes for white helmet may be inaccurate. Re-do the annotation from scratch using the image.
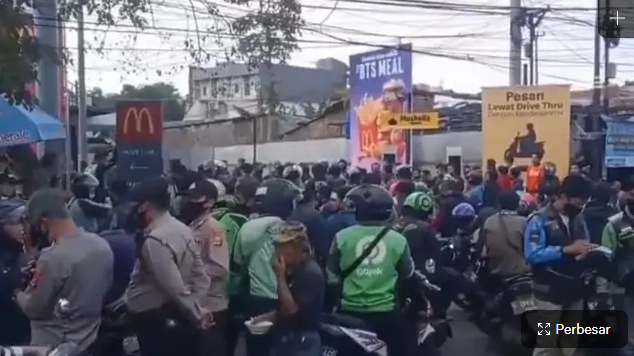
[187,178,229,202]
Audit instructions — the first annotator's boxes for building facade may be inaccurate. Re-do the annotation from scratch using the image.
[185,59,348,128]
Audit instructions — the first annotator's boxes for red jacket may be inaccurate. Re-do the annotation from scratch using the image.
[497,174,514,191]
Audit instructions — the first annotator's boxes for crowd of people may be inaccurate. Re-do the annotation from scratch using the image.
[0,151,631,356]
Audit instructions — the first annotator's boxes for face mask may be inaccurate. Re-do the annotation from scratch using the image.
[180,201,205,224]
[563,204,582,218]
[125,203,149,231]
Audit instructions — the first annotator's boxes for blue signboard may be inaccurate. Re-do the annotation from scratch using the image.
[116,101,164,188]
[605,117,634,168]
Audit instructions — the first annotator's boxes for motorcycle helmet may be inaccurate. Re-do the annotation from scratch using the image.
[344,184,394,222]
[395,165,413,180]
[451,202,477,230]
[283,165,302,181]
[71,173,99,199]
[252,178,302,219]
[403,191,434,213]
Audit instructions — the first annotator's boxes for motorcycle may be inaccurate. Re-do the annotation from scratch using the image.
[2,299,82,356]
[319,269,449,356]
[93,298,139,356]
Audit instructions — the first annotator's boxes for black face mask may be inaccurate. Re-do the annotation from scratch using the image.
[563,204,582,218]
[125,204,149,231]
[180,202,205,224]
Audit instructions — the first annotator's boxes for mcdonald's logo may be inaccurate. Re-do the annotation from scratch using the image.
[122,107,154,135]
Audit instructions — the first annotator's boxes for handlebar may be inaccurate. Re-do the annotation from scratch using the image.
[414,270,441,292]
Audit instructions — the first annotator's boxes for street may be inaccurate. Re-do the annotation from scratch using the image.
[233,304,501,356]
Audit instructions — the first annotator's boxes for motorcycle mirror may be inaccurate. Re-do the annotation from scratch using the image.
[424,259,436,274]
[54,298,71,319]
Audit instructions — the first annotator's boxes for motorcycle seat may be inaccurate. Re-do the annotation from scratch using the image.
[321,312,371,330]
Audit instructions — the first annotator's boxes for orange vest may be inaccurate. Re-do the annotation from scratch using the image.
[526,166,543,194]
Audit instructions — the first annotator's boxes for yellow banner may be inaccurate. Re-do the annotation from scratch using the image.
[482,84,571,177]
[378,112,439,130]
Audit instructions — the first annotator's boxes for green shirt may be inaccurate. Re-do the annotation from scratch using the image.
[232,216,282,299]
[327,225,414,312]
[213,207,248,295]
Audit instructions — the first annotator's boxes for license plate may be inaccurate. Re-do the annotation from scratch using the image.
[511,298,536,315]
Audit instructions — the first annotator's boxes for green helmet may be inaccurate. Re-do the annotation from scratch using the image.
[403,191,434,212]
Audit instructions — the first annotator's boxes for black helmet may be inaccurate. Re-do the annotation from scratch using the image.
[253,178,302,219]
[72,173,99,188]
[344,184,394,222]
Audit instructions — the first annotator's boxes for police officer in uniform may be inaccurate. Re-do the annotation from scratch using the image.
[326,184,418,356]
[18,188,113,351]
[523,175,596,356]
[125,178,212,356]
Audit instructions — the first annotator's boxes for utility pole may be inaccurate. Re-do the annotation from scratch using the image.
[523,9,548,85]
[509,0,523,85]
[77,7,88,168]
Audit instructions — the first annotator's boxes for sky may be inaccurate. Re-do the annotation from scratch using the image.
[62,0,630,97]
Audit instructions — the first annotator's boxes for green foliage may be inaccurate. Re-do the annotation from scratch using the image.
[0,0,303,110]
[0,1,40,106]
[89,82,184,121]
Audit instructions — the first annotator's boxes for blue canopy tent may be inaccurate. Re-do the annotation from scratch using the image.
[0,99,66,147]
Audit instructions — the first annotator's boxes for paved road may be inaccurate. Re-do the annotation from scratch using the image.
[441,304,499,356]
[235,304,500,356]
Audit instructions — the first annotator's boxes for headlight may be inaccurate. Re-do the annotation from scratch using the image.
[424,259,436,274]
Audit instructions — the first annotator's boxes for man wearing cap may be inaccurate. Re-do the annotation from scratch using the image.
[182,179,229,356]
[125,177,212,356]
[16,188,113,352]
[251,222,324,356]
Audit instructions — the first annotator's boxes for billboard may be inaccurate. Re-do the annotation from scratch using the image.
[482,84,571,177]
[605,117,634,168]
[116,101,164,188]
[348,45,412,168]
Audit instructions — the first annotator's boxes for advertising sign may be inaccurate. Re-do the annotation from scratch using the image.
[482,84,571,178]
[378,112,439,130]
[348,44,412,168]
[116,101,164,187]
[605,118,634,168]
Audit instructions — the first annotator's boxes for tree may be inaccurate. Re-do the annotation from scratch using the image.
[0,0,303,110]
[90,82,185,121]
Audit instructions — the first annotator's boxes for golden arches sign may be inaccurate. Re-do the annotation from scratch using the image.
[122,107,154,135]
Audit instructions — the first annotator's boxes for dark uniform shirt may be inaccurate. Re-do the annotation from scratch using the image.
[275,258,324,334]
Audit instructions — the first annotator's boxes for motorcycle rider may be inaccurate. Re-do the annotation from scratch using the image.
[326,184,418,356]
[181,179,230,356]
[283,164,304,189]
[524,174,596,356]
[393,191,439,268]
[538,163,560,205]
[0,199,30,345]
[68,173,111,233]
[231,178,302,356]
[600,177,634,356]
[480,190,531,279]
[574,181,617,245]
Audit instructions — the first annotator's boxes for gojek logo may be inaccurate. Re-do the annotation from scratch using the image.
[354,236,387,277]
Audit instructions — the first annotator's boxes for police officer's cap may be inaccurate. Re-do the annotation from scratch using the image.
[186,179,218,203]
[129,177,171,208]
